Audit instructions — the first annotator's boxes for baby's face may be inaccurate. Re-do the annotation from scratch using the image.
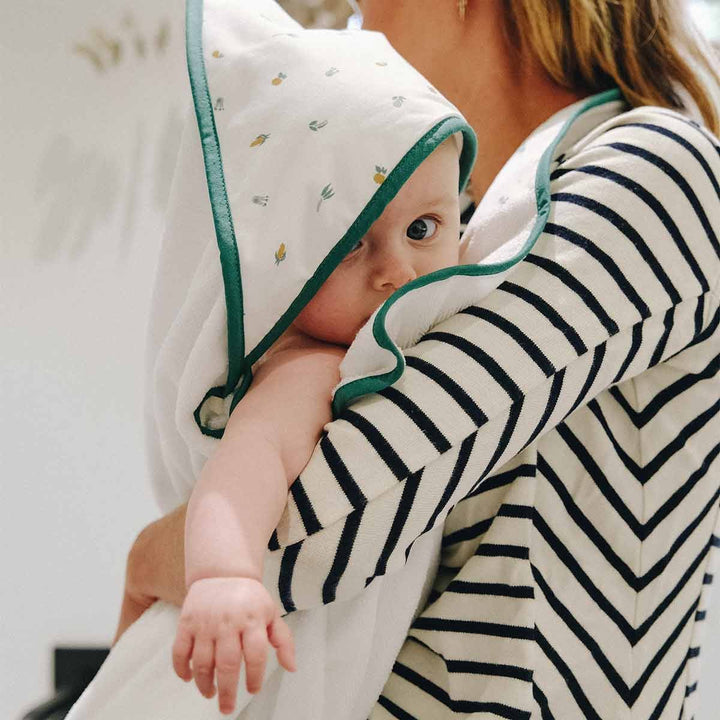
[293,137,461,346]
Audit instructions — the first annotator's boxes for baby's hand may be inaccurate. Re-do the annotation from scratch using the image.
[172,577,296,715]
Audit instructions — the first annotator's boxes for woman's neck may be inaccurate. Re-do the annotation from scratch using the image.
[364,0,588,202]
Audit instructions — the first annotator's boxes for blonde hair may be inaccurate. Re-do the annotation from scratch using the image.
[503,0,720,135]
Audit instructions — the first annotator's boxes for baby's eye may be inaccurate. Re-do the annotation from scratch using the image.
[406,216,438,241]
[342,238,363,260]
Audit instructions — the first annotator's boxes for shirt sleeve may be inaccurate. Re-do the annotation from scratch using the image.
[264,108,720,614]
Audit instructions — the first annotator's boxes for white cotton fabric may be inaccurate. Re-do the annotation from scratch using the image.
[65,89,625,719]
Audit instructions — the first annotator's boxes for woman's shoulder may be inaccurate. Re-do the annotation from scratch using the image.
[546,103,720,294]
[551,105,720,220]
[559,104,720,177]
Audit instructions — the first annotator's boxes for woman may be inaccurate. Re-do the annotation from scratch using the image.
[118,0,720,717]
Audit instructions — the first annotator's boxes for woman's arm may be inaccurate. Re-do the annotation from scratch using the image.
[122,111,720,629]
[114,503,187,645]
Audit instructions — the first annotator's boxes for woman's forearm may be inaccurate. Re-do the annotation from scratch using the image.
[127,502,188,608]
[185,429,288,588]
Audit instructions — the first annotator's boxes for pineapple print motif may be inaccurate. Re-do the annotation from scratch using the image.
[325,67,339,77]
[271,72,287,85]
[309,120,328,132]
[392,96,406,108]
[214,97,224,111]
[250,133,270,147]
[274,243,287,265]
[373,166,387,184]
[317,183,335,212]
[252,195,269,207]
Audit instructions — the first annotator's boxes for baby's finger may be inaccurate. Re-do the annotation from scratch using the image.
[268,616,296,672]
[241,625,268,694]
[172,625,195,681]
[214,633,242,715]
[191,637,217,699]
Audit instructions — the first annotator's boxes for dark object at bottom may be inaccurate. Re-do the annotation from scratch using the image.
[21,647,110,720]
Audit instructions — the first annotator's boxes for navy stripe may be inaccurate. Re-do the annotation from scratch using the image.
[342,410,409,479]
[563,343,605,420]
[405,354,488,426]
[526,370,565,448]
[412,617,535,640]
[466,462,535,498]
[445,581,534,599]
[479,399,524,481]
[607,142,720,259]
[446,659,533,682]
[649,306,675,367]
[289,479,321,536]
[461,305,556,377]
[535,628,603,720]
[278,542,301,613]
[367,468,422,583]
[532,683,557,720]
[375,694,416,720]
[501,281,588,355]
[544,222,651,320]
[320,432,366,509]
[442,516,493,546]
[422,434,476,535]
[322,505,364,603]
[391,661,531,719]
[378,385,452,453]
[422,331,523,402]
[620,122,720,202]
[552,192,682,305]
[524,253,620,336]
[474,543,530,560]
[552,165,710,292]
[613,321,643,384]
[648,647,689,720]
[539,451,720,594]
[608,352,720,428]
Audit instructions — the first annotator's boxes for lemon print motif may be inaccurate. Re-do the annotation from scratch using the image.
[275,243,287,265]
[375,61,388,67]
[373,166,387,184]
[271,72,287,85]
[392,96,406,108]
[212,50,223,58]
[309,120,328,132]
[325,67,339,77]
[250,133,270,147]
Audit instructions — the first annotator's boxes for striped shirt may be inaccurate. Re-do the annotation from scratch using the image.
[263,104,720,719]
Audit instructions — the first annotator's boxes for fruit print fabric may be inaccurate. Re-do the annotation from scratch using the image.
[190,0,476,432]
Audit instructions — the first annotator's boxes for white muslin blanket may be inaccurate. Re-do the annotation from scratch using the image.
[65,0,628,716]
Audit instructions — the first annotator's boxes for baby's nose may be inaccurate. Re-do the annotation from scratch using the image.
[371,249,417,291]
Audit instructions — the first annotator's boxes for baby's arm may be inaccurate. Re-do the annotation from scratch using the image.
[173,339,345,713]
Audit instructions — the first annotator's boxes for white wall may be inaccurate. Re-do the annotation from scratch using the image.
[2,2,719,719]
[1,1,186,716]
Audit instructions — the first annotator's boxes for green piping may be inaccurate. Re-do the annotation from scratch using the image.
[331,87,624,417]
[186,0,248,426]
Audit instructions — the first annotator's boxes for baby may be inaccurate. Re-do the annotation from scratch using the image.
[171,134,463,715]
